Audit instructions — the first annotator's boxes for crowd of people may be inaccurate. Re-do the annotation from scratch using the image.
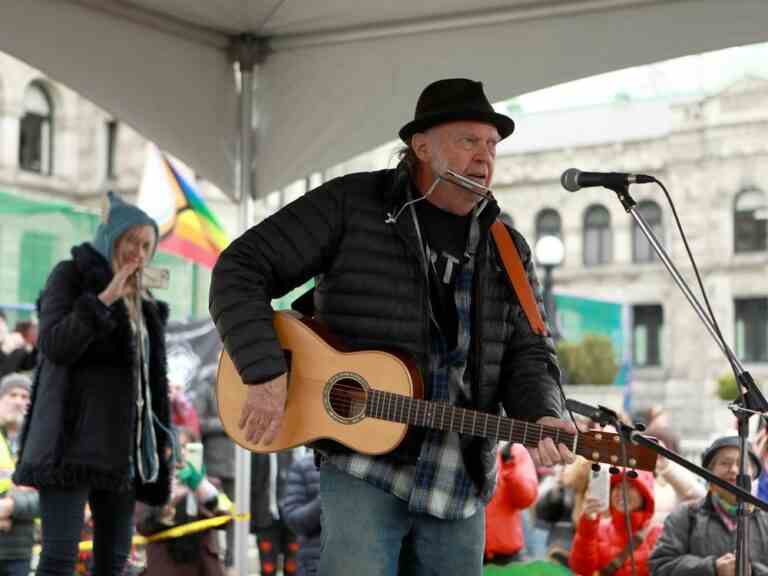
[0,76,766,576]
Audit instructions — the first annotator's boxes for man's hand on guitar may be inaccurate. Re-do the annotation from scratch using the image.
[239,374,288,445]
[528,416,577,467]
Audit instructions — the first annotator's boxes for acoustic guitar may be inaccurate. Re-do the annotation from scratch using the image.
[216,311,657,472]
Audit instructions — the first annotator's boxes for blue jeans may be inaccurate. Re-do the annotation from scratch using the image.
[37,486,135,576]
[318,463,485,576]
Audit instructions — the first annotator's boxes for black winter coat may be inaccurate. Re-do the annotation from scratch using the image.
[13,243,172,505]
[209,165,563,501]
[280,454,320,576]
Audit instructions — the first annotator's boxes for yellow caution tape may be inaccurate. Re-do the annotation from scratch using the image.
[33,512,250,554]
[140,512,250,544]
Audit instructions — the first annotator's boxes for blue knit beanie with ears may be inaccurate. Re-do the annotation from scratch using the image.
[91,191,159,265]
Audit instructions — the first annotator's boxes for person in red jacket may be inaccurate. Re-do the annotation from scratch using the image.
[484,442,539,564]
[569,468,661,576]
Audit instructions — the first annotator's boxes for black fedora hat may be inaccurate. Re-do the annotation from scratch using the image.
[399,78,515,143]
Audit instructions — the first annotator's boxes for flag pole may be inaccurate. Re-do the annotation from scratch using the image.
[230,34,264,576]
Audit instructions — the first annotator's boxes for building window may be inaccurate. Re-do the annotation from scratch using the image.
[536,208,562,241]
[583,204,612,266]
[632,201,663,263]
[632,304,663,366]
[735,297,767,362]
[18,82,53,174]
[106,120,119,180]
[734,189,767,253]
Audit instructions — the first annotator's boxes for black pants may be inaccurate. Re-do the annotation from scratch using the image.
[38,486,135,576]
[221,477,235,567]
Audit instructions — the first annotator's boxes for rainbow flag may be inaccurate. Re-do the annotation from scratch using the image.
[138,145,229,268]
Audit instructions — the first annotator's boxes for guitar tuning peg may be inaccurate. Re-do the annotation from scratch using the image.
[627,469,638,479]
[591,463,601,472]
[609,466,620,475]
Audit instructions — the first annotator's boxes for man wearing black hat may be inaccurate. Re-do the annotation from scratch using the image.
[210,78,574,575]
[649,435,768,575]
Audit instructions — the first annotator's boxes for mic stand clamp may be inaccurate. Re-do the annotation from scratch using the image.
[604,182,637,212]
[565,398,622,429]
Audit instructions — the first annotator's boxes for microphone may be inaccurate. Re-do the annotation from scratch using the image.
[561,168,654,192]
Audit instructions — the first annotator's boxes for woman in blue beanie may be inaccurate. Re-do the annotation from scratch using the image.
[14,191,173,575]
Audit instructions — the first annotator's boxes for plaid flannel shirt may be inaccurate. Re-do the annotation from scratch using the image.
[325,205,492,520]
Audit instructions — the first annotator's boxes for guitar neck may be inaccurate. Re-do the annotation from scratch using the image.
[367,389,577,454]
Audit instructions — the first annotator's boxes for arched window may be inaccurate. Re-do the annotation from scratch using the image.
[19,82,53,174]
[632,200,663,262]
[734,188,766,253]
[583,205,612,266]
[535,208,562,241]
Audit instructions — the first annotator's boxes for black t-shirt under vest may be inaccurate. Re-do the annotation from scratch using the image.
[414,199,471,350]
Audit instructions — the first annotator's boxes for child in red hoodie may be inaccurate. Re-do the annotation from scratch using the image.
[569,469,662,576]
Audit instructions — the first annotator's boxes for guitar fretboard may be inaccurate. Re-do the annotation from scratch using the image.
[366,389,578,453]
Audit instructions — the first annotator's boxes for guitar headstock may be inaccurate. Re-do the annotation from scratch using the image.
[576,430,658,472]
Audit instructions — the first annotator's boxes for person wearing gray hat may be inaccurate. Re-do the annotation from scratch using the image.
[0,373,31,401]
[0,372,36,575]
[12,191,172,576]
[210,78,574,575]
[700,435,762,480]
[650,434,768,575]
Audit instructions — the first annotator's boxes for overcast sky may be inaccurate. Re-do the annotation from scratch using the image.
[506,41,768,114]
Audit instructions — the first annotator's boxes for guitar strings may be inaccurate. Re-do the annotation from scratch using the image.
[323,382,642,466]
[325,381,568,442]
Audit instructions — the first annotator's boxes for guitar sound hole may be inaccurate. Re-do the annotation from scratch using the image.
[328,378,367,421]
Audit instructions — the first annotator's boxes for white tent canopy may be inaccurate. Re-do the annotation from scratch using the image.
[3,0,768,199]
[4,2,768,571]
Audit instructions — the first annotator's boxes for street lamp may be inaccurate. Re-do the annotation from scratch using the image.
[534,235,565,339]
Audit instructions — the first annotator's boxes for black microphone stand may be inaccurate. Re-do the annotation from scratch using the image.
[604,181,768,576]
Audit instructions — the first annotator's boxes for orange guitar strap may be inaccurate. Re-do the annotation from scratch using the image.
[490,220,550,337]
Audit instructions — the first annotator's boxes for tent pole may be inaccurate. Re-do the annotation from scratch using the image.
[229,33,265,576]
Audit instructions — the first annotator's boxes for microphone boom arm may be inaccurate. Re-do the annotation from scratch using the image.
[629,202,765,413]
[613,181,767,576]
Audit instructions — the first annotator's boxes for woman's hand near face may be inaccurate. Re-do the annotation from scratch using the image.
[98,260,141,306]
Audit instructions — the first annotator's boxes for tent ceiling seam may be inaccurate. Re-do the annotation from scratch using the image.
[256,0,289,35]
[66,0,230,50]
[268,0,687,52]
